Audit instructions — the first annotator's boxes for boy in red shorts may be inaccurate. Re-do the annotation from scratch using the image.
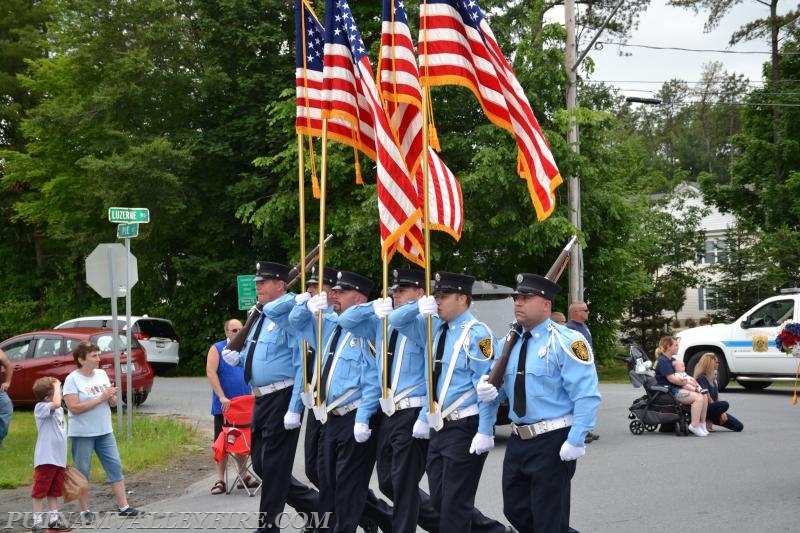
[31,377,68,532]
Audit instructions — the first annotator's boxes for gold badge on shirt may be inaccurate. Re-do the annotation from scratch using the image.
[570,340,590,363]
[478,337,493,359]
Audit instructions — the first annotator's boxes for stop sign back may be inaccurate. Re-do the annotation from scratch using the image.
[85,243,138,298]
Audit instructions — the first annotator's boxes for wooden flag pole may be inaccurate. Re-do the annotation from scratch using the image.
[421,0,435,417]
[297,133,311,392]
[381,254,390,400]
[315,119,329,408]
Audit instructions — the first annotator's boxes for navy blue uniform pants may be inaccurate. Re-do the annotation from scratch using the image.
[377,408,427,533]
[250,389,318,533]
[317,410,379,533]
[307,410,391,532]
[502,426,575,533]
[427,415,487,533]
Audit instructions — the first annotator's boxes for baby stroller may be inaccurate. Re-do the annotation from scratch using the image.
[621,344,689,436]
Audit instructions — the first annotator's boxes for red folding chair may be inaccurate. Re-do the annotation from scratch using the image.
[211,394,261,496]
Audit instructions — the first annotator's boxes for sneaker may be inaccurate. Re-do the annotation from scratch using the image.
[48,517,70,530]
[688,424,707,437]
[77,511,94,525]
[118,507,142,517]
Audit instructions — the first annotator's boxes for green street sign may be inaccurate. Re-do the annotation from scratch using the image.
[237,275,257,310]
[116,223,139,239]
[108,207,150,224]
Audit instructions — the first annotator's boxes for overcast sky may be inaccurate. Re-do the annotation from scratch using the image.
[563,2,776,99]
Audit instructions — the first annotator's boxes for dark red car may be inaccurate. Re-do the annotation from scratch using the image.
[0,328,154,407]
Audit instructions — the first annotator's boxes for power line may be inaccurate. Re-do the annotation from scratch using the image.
[596,40,792,55]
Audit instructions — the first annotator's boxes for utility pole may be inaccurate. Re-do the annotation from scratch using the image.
[564,0,624,304]
[565,0,582,303]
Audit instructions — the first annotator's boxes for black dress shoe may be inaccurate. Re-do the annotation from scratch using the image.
[584,431,599,443]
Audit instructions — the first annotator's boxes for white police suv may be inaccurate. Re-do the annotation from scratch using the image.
[677,289,800,390]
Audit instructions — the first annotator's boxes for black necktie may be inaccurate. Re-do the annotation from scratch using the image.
[386,329,399,380]
[433,323,448,400]
[305,346,316,385]
[243,314,266,385]
[319,325,342,401]
[513,332,532,418]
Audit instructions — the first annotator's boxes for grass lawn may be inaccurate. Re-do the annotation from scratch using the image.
[0,411,203,489]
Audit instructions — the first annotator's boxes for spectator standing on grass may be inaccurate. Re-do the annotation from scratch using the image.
[566,301,599,443]
[31,377,68,532]
[0,348,13,447]
[206,318,256,495]
[63,341,141,521]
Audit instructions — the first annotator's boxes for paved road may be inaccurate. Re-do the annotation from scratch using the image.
[132,378,800,532]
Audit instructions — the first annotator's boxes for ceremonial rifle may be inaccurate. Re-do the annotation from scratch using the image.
[225,234,333,352]
[486,235,578,387]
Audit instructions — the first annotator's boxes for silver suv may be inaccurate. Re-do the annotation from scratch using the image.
[54,315,179,367]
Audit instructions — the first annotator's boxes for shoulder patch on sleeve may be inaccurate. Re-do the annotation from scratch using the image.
[569,339,592,364]
[478,337,493,359]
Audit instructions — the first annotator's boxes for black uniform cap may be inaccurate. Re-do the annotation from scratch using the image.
[513,273,561,302]
[254,261,290,282]
[332,270,374,297]
[308,266,338,286]
[390,268,426,290]
[433,271,475,295]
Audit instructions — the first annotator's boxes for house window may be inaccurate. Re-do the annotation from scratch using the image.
[698,287,721,311]
[702,239,729,265]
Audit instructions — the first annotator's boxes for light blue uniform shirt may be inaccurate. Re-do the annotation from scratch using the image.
[261,292,305,414]
[238,294,300,402]
[389,302,497,435]
[338,302,427,419]
[496,319,602,447]
[289,301,379,424]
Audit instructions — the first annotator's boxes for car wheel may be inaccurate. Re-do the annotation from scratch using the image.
[133,391,148,406]
[717,357,730,391]
[121,391,149,406]
[740,380,770,391]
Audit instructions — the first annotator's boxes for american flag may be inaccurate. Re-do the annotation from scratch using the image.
[295,0,376,160]
[324,0,425,265]
[380,0,463,242]
[418,0,562,221]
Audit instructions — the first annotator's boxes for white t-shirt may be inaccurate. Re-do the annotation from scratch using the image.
[34,402,67,467]
[63,369,113,437]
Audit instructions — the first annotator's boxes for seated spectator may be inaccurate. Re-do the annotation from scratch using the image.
[693,353,743,433]
[654,336,709,437]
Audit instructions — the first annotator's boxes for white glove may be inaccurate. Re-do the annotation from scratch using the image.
[307,292,328,314]
[412,419,430,439]
[417,295,437,316]
[559,441,586,461]
[353,422,372,443]
[469,433,495,455]
[295,292,311,305]
[284,411,302,430]
[476,375,498,402]
[221,348,241,366]
[372,297,394,319]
